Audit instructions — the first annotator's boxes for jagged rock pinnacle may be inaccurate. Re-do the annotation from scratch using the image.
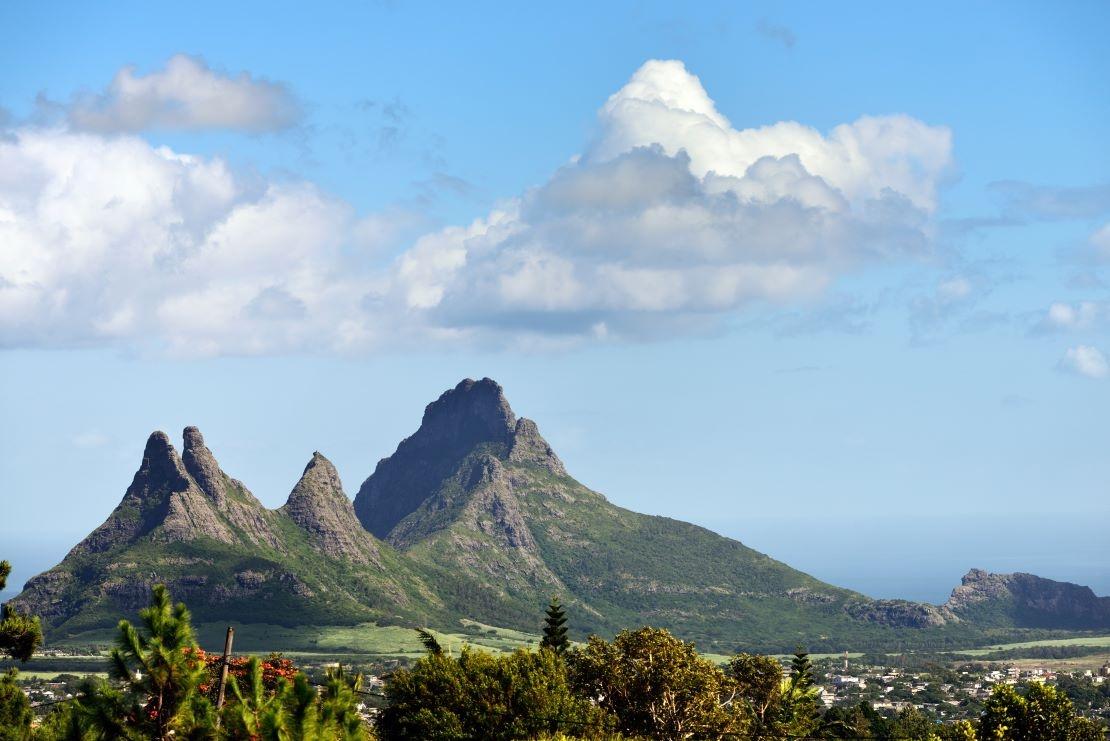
[509,418,566,474]
[182,426,226,506]
[70,430,234,554]
[140,431,191,490]
[282,452,379,565]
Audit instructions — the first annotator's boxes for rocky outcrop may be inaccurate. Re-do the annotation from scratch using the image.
[508,418,566,475]
[945,569,1110,629]
[846,599,956,628]
[182,427,284,549]
[280,453,380,565]
[72,431,234,554]
[182,426,228,507]
[354,378,518,538]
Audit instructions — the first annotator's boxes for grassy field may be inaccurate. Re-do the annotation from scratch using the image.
[15,671,108,680]
[54,619,543,659]
[51,622,1110,669]
[948,634,1110,656]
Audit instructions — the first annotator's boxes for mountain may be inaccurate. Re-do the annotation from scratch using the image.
[10,379,1110,653]
[10,429,441,634]
[353,379,881,647]
[944,569,1110,630]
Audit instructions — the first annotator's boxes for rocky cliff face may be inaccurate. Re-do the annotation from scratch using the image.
[846,599,956,628]
[181,427,284,549]
[354,378,519,538]
[945,568,1110,629]
[280,453,381,565]
[72,431,236,554]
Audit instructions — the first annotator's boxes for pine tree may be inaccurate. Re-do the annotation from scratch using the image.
[77,584,214,740]
[540,596,569,655]
[789,649,814,690]
[0,560,42,663]
[416,627,444,656]
[783,649,820,739]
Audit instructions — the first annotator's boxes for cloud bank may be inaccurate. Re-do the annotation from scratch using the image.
[0,59,954,355]
[67,55,301,133]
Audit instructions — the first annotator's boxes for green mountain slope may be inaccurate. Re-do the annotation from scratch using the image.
[11,379,1110,653]
[10,429,442,636]
[351,379,979,652]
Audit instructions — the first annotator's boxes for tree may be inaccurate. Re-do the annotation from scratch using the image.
[818,702,874,739]
[415,628,444,656]
[725,653,785,735]
[221,658,371,741]
[221,656,287,739]
[0,560,43,663]
[0,669,33,741]
[380,646,608,740]
[317,664,368,741]
[540,597,569,655]
[568,627,750,740]
[780,649,820,739]
[979,682,1107,741]
[73,584,214,740]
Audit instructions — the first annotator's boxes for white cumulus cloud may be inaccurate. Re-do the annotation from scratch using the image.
[67,55,300,133]
[1,59,956,354]
[0,128,395,355]
[395,60,952,339]
[1059,345,1109,379]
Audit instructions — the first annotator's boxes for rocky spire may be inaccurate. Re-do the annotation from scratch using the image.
[182,426,226,507]
[72,431,234,554]
[509,418,566,475]
[282,453,380,564]
[138,431,192,492]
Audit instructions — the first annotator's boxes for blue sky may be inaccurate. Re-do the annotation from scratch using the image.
[1,0,1108,604]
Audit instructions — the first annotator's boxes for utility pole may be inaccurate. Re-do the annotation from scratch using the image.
[215,626,235,724]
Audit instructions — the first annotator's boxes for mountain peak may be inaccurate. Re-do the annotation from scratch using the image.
[354,378,522,538]
[509,418,565,474]
[182,426,226,506]
[417,378,517,449]
[300,451,340,484]
[282,451,379,565]
[140,431,190,488]
[70,430,234,555]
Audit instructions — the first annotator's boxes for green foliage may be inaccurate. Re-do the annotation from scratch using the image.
[780,650,820,738]
[568,627,750,739]
[1,561,43,663]
[979,682,1107,741]
[32,586,371,740]
[725,653,785,734]
[222,662,371,741]
[414,628,443,656]
[817,701,876,739]
[540,597,569,656]
[30,702,93,741]
[0,668,33,741]
[71,583,215,740]
[221,657,286,739]
[379,646,609,740]
[317,664,368,740]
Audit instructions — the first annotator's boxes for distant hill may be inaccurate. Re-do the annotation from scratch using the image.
[10,379,1110,653]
